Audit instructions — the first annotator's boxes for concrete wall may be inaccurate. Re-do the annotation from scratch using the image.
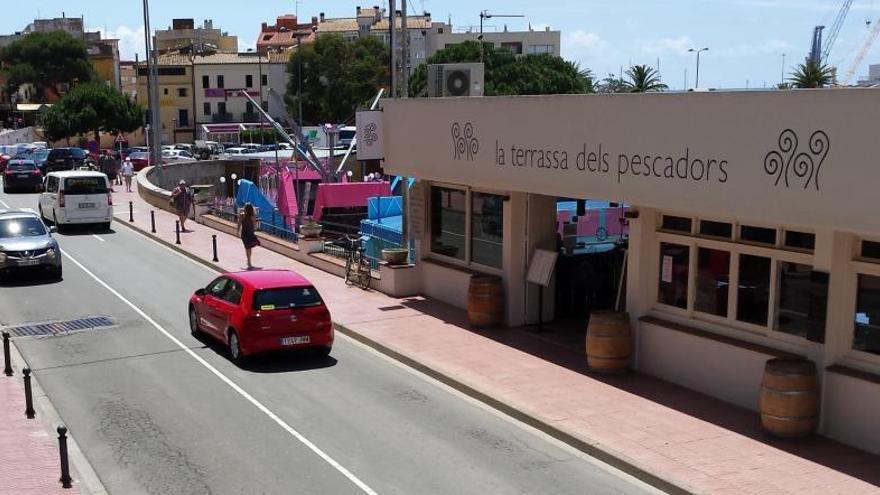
[0,127,35,145]
[426,25,561,58]
[823,371,880,454]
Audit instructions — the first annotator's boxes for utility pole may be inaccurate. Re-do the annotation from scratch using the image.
[389,0,397,98]
[781,53,786,85]
[142,0,162,177]
[401,0,409,98]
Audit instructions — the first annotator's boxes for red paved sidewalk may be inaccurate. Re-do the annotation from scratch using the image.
[118,181,880,495]
[0,372,79,495]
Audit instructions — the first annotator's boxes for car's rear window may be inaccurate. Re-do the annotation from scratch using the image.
[253,286,323,311]
[0,217,46,238]
[8,162,36,171]
[64,177,107,195]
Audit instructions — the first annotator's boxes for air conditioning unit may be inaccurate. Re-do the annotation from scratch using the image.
[427,63,484,97]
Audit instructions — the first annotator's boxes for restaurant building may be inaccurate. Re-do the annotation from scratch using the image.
[370,90,880,455]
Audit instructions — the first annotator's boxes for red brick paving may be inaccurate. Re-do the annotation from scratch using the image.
[0,373,78,495]
[119,180,880,495]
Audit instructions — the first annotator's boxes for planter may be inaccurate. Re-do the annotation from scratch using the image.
[299,224,322,239]
[381,248,409,265]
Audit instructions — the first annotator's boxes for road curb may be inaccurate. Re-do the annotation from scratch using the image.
[112,217,227,274]
[116,213,693,494]
[334,322,695,495]
[7,341,108,495]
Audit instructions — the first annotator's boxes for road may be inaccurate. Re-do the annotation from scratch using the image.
[0,186,660,495]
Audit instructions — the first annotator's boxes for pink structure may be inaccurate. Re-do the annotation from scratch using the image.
[311,182,391,221]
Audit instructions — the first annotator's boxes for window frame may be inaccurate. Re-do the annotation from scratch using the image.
[245,74,253,88]
[428,182,505,275]
[848,241,880,368]
[654,217,819,348]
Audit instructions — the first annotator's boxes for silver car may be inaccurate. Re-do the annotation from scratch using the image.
[0,209,62,279]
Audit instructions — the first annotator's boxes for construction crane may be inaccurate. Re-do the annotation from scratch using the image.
[841,17,880,85]
[809,0,854,64]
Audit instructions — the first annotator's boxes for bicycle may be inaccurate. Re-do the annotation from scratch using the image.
[342,235,372,290]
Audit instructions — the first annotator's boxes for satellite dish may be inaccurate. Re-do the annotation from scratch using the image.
[446,70,471,96]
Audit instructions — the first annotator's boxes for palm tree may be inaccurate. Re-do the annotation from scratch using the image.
[624,65,668,92]
[789,60,835,88]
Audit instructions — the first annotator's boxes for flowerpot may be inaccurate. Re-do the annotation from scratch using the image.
[382,248,409,265]
[299,224,322,239]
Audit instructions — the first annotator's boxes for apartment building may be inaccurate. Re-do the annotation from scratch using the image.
[155,18,238,55]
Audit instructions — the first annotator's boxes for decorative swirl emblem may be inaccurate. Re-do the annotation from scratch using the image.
[451,122,479,161]
[763,129,830,190]
[362,123,378,146]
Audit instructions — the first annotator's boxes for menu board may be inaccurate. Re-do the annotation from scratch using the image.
[526,249,558,287]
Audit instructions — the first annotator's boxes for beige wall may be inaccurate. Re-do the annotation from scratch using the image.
[427,27,561,58]
[136,66,195,144]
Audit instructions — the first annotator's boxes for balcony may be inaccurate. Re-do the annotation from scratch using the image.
[212,113,234,123]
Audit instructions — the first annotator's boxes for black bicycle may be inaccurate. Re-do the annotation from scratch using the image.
[342,235,371,290]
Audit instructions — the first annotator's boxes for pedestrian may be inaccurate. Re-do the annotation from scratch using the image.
[171,180,192,232]
[237,202,260,270]
[121,157,134,192]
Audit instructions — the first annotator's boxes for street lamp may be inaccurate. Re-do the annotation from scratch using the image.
[231,173,238,202]
[781,53,786,85]
[478,11,524,64]
[688,47,709,89]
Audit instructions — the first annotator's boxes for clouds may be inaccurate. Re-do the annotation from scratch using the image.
[641,36,694,56]
[91,25,146,60]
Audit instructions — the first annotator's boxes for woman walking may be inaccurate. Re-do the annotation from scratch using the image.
[171,180,192,232]
[238,202,260,269]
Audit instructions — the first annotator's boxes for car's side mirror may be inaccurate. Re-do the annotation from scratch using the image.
[49,226,58,234]
[195,288,207,297]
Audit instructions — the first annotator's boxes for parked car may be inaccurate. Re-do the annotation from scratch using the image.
[0,152,11,173]
[162,149,197,162]
[188,270,333,364]
[39,171,113,230]
[0,208,62,279]
[46,148,89,173]
[29,149,50,173]
[2,159,42,193]
[223,147,256,157]
[127,151,168,171]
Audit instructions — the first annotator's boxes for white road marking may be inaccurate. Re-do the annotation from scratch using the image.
[91,234,105,242]
[0,197,9,208]
[61,249,378,495]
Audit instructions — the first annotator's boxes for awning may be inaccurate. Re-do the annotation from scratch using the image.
[15,103,50,112]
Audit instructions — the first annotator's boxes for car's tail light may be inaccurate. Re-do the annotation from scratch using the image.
[107,194,113,206]
[58,191,65,207]
[3,170,11,176]
[33,169,41,176]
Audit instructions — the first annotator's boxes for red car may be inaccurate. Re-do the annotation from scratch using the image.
[127,151,168,171]
[188,270,333,364]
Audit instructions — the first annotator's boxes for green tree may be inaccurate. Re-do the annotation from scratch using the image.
[623,65,667,93]
[0,31,94,101]
[285,34,389,125]
[789,60,835,88]
[596,73,628,93]
[41,83,145,143]
[408,41,593,96]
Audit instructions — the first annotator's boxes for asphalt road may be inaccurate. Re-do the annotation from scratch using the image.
[0,186,660,495]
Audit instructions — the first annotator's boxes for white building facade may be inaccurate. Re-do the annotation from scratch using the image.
[370,89,880,456]
[425,22,561,58]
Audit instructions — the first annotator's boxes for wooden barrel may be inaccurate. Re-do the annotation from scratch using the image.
[586,311,633,373]
[467,275,504,327]
[759,359,819,437]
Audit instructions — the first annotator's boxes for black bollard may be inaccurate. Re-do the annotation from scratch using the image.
[212,235,219,262]
[3,332,11,376]
[23,368,35,419]
[175,221,181,245]
[150,210,156,233]
[57,426,72,488]
[128,201,134,222]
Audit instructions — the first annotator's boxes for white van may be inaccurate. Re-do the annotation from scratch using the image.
[38,171,113,230]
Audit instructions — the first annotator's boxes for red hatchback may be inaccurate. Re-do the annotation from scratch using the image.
[189,270,333,364]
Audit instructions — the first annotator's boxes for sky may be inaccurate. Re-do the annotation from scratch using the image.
[3,0,880,89]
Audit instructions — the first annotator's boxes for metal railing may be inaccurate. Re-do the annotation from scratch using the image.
[209,203,299,243]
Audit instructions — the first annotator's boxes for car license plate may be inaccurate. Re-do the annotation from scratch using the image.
[78,202,95,208]
[280,336,310,346]
[16,174,28,179]
[18,259,40,266]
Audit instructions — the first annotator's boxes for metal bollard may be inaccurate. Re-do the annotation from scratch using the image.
[175,221,181,245]
[23,368,35,419]
[128,201,134,222]
[212,235,219,262]
[3,332,12,376]
[150,210,156,233]
[57,426,72,488]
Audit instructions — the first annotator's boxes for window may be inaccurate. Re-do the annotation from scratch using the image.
[777,263,828,342]
[261,74,268,86]
[500,42,523,54]
[163,88,169,95]
[217,75,225,88]
[740,225,777,245]
[661,215,692,233]
[855,274,880,356]
[63,177,108,195]
[861,241,880,260]
[737,254,771,326]
[658,243,689,309]
[784,231,815,251]
[471,192,504,268]
[699,220,732,239]
[202,75,209,88]
[203,102,211,116]
[253,287,323,310]
[246,102,254,114]
[177,109,189,127]
[431,186,466,261]
[246,74,253,88]
[207,277,230,298]
[261,101,269,112]
[223,281,243,305]
[695,248,730,316]
[527,44,554,54]
[177,88,187,98]
[218,102,227,114]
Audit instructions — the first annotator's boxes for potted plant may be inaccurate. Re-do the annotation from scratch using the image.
[381,247,409,265]
[299,217,323,239]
